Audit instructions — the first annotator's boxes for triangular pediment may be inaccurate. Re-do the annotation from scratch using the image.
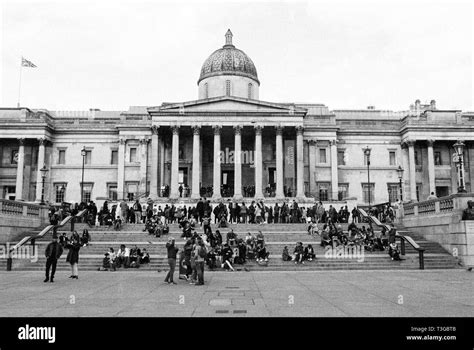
[148,96,307,115]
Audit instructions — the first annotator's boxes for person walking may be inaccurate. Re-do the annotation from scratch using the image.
[194,237,207,286]
[44,235,63,283]
[66,231,81,279]
[164,237,179,285]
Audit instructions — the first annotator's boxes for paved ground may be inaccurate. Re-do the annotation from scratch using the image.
[0,270,473,317]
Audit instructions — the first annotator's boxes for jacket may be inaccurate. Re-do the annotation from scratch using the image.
[45,242,63,260]
[66,242,81,264]
[166,243,178,259]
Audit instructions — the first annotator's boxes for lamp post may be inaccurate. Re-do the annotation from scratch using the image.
[39,164,48,205]
[364,146,372,208]
[397,165,404,202]
[81,147,86,203]
[453,139,466,193]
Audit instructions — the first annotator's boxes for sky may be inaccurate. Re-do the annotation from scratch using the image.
[0,0,472,112]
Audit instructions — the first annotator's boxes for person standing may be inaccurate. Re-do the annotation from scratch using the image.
[133,199,142,224]
[120,200,128,223]
[44,236,63,283]
[164,237,179,285]
[66,231,81,279]
[194,237,207,286]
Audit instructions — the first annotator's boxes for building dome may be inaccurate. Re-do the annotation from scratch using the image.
[198,30,259,85]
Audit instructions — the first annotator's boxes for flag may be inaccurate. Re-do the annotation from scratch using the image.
[21,57,37,68]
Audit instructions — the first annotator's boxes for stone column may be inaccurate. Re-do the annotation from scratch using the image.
[170,125,180,199]
[308,140,316,198]
[159,138,165,191]
[275,125,285,199]
[117,138,126,200]
[233,125,243,200]
[15,138,25,201]
[254,125,264,199]
[149,126,159,199]
[212,125,222,200]
[296,126,305,199]
[35,138,46,202]
[427,139,436,196]
[191,125,201,199]
[330,139,338,201]
[139,137,149,195]
[407,140,417,201]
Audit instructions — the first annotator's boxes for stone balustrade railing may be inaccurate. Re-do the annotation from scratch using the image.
[402,193,471,217]
[0,199,48,218]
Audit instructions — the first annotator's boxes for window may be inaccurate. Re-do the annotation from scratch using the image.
[11,149,19,164]
[179,145,185,160]
[129,148,137,162]
[84,150,92,165]
[338,184,348,200]
[204,82,209,99]
[389,151,396,166]
[126,182,138,201]
[248,83,253,99]
[58,150,66,165]
[225,80,231,96]
[107,183,118,201]
[362,183,375,204]
[319,148,327,163]
[416,183,422,202]
[337,150,345,165]
[434,151,442,165]
[111,150,118,165]
[54,183,67,203]
[317,182,330,201]
[81,183,93,203]
[387,183,399,203]
[436,186,449,197]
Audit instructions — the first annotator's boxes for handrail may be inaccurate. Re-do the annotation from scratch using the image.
[358,207,425,269]
[6,209,88,271]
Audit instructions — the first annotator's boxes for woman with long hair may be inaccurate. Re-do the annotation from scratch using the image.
[66,231,81,279]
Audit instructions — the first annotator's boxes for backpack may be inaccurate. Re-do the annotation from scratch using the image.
[198,245,207,259]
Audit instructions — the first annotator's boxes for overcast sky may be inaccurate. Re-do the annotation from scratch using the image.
[0,0,472,112]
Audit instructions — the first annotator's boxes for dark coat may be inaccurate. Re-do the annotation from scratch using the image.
[45,241,63,260]
[66,242,81,264]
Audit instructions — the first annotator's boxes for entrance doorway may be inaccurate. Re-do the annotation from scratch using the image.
[222,170,234,197]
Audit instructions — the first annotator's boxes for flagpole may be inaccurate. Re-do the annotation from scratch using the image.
[17,57,23,108]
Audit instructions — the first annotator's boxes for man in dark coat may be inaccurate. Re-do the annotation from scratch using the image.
[44,236,63,283]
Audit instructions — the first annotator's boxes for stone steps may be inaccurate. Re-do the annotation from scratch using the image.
[2,221,458,271]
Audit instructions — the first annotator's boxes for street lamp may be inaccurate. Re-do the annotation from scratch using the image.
[39,164,48,205]
[397,165,404,202]
[81,146,87,203]
[453,139,467,193]
[364,146,372,208]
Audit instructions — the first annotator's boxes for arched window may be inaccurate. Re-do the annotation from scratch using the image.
[204,82,209,99]
[225,80,231,96]
[248,83,253,99]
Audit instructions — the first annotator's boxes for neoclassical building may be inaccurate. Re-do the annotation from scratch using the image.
[1,30,473,206]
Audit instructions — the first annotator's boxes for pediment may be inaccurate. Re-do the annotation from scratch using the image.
[148,97,306,115]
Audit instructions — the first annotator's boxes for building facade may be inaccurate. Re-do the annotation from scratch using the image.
[1,30,473,205]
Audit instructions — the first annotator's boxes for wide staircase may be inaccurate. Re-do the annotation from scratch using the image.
[0,221,459,272]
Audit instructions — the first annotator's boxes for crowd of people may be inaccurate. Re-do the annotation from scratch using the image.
[282,243,316,264]
[44,196,402,285]
[98,244,150,271]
